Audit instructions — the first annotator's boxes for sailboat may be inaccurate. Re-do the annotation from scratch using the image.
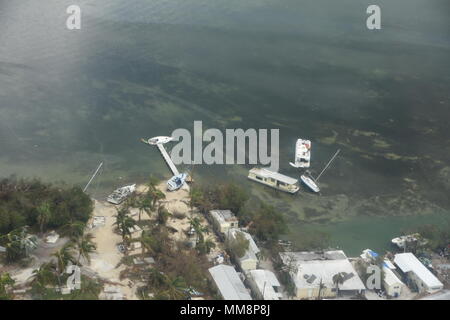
[301,149,340,193]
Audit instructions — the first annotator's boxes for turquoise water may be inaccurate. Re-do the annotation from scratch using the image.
[0,0,449,253]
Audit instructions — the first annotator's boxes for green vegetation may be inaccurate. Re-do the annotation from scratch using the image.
[0,272,15,300]
[226,231,249,258]
[0,177,93,263]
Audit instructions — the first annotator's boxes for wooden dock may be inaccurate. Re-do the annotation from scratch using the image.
[156,143,179,176]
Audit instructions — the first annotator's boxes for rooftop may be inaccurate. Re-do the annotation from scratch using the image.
[249,168,298,185]
[228,228,260,262]
[210,210,238,224]
[208,264,252,300]
[394,253,443,289]
[382,266,404,287]
[249,269,282,300]
[280,251,365,292]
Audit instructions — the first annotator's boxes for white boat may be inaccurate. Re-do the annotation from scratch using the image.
[391,233,427,249]
[248,167,300,194]
[301,149,340,193]
[167,173,188,191]
[289,139,311,168]
[107,184,136,204]
[300,173,320,193]
[143,136,173,145]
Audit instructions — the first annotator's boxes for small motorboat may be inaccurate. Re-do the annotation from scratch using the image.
[142,136,174,145]
[107,184,136,204]
[290,139,311,168]
[167,173,188,191]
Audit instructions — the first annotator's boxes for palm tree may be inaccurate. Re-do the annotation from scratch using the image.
[188,188,203,217]
[188,217,208,243]
[147,268,167,290]
[332,273,345,296]
[161,275,188,300]
[139,233,156,258]
[114,207,135,240]
[51,243,76,288]
[60,221,85,240]
[29,262,58,293]
[137,196,152,221]
[317,278,326,300]
[52,243,76,276]
[146,176,166,210]
[76,233,97,266]
[36,201,51,235]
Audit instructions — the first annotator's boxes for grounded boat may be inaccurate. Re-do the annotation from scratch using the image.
[301,149,340,193]
[167,173,188,191]
[300,172,320,193]
[107,184,136,205]
[289,139,311,168]
[248,167,300,194]
[391,233,427,249]
[142,136,173,145]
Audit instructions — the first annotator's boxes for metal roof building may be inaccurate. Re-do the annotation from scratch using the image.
[280,250,366,299]
[248,269,282,300]
[394,253,443,293]
[208,264,252,300]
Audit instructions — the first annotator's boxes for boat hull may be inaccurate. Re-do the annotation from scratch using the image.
[167,173,188,191]
[300,175,320,193]
[146,136,174,145]
[291,139,311,168]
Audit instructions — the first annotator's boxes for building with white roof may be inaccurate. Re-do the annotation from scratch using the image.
[394,253,443,293]
[226,228,260,272]
[208,264,252,300]
[280,250,366,299]
[382,266,405,298]
[209,210,239,235]
[247,269,282,300]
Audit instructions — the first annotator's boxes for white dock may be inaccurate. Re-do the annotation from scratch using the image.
[156,143,179,176]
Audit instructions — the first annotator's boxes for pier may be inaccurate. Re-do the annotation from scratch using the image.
[156,143,179,176]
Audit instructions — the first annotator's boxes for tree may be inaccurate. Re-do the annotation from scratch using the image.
[114,207,135,243]
[36,201,51,235]
[217,183,249,215]
[248,203,287,242]
[76,233,97,266]
[157,205,171,226]
[2,226,37,263]
[226,231,249,259]
[332,273,345,296]
[30,262,58,293]
[146,176,166,210]
[0,273,15,300]
[317,278,326,300]
[60,221,85,240]
[161,275,188,300]
[137,196,152,222]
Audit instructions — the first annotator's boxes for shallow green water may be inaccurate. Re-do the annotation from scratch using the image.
[0,0,449,253]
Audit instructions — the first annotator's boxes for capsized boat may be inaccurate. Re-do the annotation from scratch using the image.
[107,184,136,205]
[289,139,311,168]
[167,173,188,191]
[300,172,320,193]
[300,149,340,193]
[142,136,173,145]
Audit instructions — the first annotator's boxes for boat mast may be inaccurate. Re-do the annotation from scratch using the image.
[315,149,340,181]
[83,162,103,192]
